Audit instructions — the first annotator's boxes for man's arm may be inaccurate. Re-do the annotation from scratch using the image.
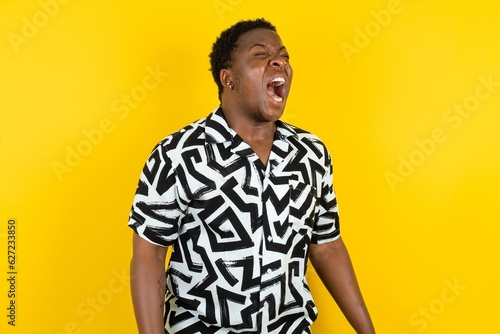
[309,236,375,334]
[130,233,168,334]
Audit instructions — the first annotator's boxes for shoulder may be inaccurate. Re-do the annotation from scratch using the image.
[156,117,207,152]
[281,121,331,159]
[143,116,208,169]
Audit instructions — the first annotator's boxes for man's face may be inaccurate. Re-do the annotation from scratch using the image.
[228,28,293,123]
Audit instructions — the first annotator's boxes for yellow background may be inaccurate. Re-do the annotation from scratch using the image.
[1,0,499,333]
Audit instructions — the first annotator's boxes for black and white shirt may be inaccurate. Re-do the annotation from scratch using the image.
[128,107,340,334]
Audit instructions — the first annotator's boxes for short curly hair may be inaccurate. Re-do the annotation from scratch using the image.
[209,18,277,101]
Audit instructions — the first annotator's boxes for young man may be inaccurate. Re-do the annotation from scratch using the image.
[129,18,375,334]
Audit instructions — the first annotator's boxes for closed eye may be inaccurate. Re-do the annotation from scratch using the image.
[254,53,269,58]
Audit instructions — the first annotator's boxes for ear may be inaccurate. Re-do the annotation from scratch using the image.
[220,69,232,89]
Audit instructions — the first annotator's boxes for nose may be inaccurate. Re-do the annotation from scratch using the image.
[270,55,286,70]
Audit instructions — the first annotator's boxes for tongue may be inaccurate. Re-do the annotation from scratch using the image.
[267,83,283,102]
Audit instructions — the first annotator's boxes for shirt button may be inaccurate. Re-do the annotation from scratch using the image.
[267,236,273,242]
[266,268,272,274]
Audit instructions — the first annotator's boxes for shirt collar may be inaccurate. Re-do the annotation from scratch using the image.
[205,106,298,145]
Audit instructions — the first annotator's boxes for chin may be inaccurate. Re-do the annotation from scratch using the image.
[264,101,287,121]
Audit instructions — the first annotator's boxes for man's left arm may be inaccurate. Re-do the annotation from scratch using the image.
[309,236,376,334]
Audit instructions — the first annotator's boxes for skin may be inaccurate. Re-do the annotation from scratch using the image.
[309,238,376,334]
[130,233,167,334]
[220,28,292,166]
[130,27,375,334]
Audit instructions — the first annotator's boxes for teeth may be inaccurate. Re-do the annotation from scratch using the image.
[272,95,283,102]
[270,77,285,85]
[268,76,285,102]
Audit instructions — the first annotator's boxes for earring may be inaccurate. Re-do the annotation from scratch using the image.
[227,82,233,90]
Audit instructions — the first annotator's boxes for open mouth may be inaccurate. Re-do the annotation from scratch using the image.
[267,77,286,102]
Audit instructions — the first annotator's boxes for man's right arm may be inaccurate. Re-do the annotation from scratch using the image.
[130,232,168,334]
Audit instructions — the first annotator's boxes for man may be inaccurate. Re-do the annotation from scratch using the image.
[129,18,375,334]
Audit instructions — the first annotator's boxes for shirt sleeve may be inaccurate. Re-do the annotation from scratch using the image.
[311,147,341,244]
[128,142,185,247]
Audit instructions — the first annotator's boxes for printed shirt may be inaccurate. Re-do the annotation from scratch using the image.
[128,107,340,333]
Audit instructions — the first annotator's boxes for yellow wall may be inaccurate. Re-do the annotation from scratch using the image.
[1,1,499,333]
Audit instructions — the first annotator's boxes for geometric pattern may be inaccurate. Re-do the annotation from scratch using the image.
[128,107,340,333]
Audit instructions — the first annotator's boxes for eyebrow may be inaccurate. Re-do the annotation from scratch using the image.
[249,43,287,52]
